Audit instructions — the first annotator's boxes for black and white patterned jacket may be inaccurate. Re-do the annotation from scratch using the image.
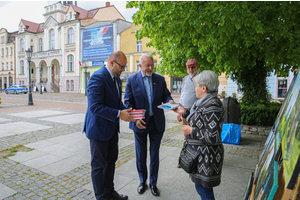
[186,97,224,188]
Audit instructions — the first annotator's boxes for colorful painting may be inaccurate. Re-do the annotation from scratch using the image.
[243,172,254,200]
[274,72,300,189]
[254,138,275,200]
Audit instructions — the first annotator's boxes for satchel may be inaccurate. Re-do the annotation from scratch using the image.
[179,142,200,174]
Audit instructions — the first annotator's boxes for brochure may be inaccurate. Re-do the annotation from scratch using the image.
[157,102,179,110]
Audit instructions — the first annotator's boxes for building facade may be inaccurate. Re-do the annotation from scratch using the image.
[14,1,125,93]
[0,28,17,90]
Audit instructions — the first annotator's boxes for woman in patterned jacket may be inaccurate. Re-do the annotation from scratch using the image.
[174,70,224,200]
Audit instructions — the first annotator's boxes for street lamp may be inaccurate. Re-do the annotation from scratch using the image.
[8,72,11,87]
[40,66,43,94]
[25,48,33,105]
[84,64,88,96]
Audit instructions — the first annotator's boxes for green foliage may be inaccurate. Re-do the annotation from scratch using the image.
[240,101,282,126]
[127,1,300,103]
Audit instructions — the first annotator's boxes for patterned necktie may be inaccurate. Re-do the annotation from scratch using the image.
[145,76,152,115]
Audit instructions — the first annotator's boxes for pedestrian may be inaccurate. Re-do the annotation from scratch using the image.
[176,58,199,168]
[124,53,174,197]
[83,51,135,200]
[173,70,224,200]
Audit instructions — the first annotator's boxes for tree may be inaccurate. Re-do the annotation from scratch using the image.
[127,1,300,104]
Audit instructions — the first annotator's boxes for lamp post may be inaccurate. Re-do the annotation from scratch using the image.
[25,48,33,105]
[8,72,11,87]
[84,64,88,96]
[40,67,43,94]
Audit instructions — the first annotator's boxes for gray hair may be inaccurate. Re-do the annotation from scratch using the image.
[139,53,153,65]
[193,70,219,93]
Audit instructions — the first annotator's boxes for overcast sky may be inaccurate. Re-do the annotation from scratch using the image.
[0,1,138,32]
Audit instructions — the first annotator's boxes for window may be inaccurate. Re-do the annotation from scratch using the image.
[154,59,157,67]
[6,48,8,56]
[20,39,24,51]
[38,38,43,51]
[49,29,55,49]
[10,47,13,55]
[67,28,74,44]
[67,55,74,71]
[6,62,8,70]
[136,61,140,71]
[66,80,69,91]
[277,78,288,98]
[1,36,4,43]
[69,12,72,19]
[1,48,3,57]
[10,62,13,70]
[136,41,142,52]
[71,80,74,91]
[20,60,24,74]
[2,63,3,70]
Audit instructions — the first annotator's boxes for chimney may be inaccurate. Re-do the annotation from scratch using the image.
[106,2,110,7]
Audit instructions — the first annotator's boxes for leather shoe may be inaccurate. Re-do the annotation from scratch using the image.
[106,190,128,200]
[137,182,147,194]
[149,184,160,196]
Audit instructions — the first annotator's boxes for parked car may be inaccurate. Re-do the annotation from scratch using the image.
[5,85,28,94]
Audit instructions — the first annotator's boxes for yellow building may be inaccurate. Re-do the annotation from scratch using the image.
[120,24,172,91]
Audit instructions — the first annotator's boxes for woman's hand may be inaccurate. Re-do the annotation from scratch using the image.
[172,103,186,115]
[182,125,193,136]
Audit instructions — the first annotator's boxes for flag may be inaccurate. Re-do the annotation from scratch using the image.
[79,61,82,66]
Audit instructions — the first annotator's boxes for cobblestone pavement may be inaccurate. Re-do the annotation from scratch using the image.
[0,93,268,199]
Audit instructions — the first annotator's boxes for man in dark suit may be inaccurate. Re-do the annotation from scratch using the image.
[83,51,134,200]
[124,53,173,196]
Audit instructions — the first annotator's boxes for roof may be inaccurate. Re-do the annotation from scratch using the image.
[21,19,44,33]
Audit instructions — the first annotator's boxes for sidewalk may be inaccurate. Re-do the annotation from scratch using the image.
[0,93,268,200]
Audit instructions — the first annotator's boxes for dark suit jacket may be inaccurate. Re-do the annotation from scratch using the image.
[83,66,125,141]
[124,72,173,133]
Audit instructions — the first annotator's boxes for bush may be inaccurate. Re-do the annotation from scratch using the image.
[240,100,282,126]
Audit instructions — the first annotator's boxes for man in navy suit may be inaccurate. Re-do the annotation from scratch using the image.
[124,53,173,196]
[83,51,134,200]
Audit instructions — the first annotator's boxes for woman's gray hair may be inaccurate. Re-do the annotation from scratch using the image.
[193,70,219,93]
[139,53,153,64]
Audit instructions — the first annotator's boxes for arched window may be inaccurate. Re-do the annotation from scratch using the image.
[67,54,74,71]
[49,29,55,49]
[38,38,43,51]
[20,60,24,74]
[20,39,24,51]
[67,28,74,44]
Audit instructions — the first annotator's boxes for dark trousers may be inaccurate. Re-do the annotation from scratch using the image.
[90,130,119,200]
[134,118,163,186]
[195,184,215,200]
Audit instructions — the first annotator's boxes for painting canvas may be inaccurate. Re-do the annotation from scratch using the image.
[243,172,254,200]
[274,72,300,189]
[254,138,275,199]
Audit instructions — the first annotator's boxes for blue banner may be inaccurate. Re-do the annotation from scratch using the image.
[82,24,113,62]
[92,61,104,66]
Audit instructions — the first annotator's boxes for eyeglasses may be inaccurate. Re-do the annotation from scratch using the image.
[187,65,197,69]
[114,60,126,69]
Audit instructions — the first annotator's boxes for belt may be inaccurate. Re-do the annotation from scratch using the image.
[149,115,154,120]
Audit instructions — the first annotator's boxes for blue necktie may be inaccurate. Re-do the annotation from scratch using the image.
[145,76,152,115]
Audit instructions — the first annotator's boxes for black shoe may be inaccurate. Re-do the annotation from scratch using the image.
[137,182,147,194]
[106,190,128,200]
[149,184,160,196]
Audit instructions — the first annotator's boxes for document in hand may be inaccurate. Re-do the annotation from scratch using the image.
[157,102,179,110]
[129,109,146,119]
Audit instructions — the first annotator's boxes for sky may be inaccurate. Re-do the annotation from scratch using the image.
[0,1,138,32]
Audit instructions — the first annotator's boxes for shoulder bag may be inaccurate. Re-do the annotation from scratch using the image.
[179,141,200,174]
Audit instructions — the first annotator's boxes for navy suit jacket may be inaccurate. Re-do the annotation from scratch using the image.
[83,67,125,141]
[124,72,173,133]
